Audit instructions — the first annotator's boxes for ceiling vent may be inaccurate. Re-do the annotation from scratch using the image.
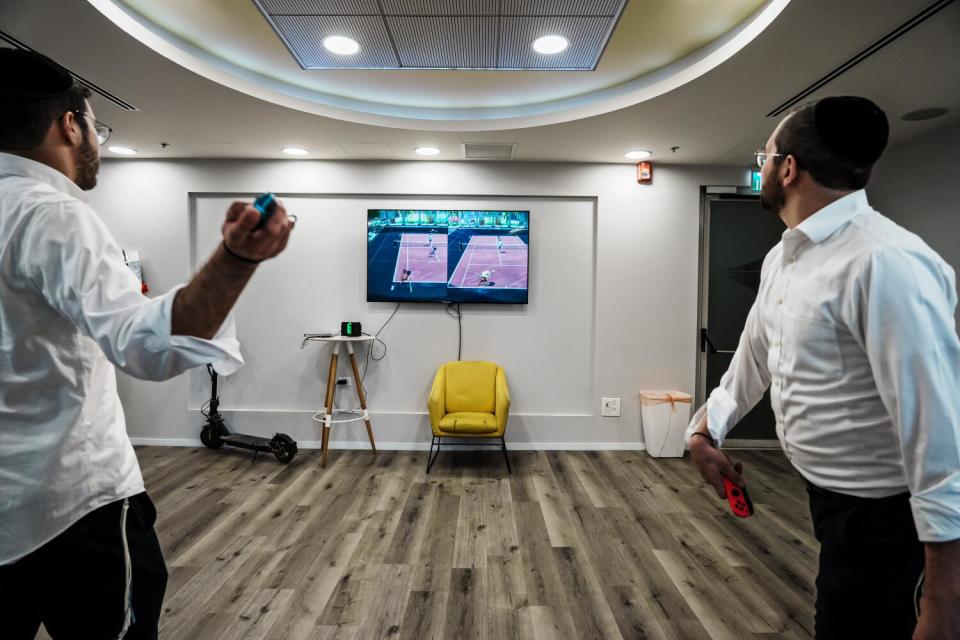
[252,0,627,70]
[462,143,516,160]
[0,31,140,112]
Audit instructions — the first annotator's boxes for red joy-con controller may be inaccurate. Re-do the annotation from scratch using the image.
[724,477,754,518]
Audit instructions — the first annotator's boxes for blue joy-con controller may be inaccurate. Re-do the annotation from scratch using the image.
[253,193,278,229]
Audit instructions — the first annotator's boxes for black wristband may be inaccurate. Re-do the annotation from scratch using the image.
[222,241,262,264]
[689,431,716,447]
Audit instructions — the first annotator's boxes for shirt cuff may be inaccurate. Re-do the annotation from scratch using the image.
[685,387,739,447]
[910,475,960,543]
[143,285,244,377]
[685,404,708,445]
[706,387,738,446]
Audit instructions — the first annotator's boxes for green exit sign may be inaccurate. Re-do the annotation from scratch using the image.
[750,169,762,191]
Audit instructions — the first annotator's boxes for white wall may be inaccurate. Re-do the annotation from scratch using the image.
[870,122,960,324]
[189,195,596,415]
[89,159,747,449]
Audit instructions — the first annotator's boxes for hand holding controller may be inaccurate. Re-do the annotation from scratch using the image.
[221,194,294,264]
[253,193,278,229]
[723,477,754,518]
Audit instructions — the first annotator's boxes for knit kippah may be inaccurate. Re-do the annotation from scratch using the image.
[813,96,889,166]
[0,48,74,98]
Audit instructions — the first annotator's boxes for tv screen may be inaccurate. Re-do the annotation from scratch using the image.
[367,209,529,304]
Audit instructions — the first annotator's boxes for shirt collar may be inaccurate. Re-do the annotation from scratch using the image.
[0,152,89,203]
[793,189,869,244]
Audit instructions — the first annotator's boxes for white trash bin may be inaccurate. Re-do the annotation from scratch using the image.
[640,391,692,458]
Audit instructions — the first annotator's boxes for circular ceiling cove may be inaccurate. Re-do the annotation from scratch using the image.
[87,0,790,131]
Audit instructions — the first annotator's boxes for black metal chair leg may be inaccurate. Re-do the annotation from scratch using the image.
[426,436,441,473]
[501,436,511,474]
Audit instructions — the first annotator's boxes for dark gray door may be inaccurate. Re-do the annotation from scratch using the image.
[698,195,785,440]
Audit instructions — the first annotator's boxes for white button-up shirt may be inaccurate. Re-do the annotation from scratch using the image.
[0,153,243,565]
[687,190,960,542]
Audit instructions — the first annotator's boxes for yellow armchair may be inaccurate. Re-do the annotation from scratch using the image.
[426,361,511,473]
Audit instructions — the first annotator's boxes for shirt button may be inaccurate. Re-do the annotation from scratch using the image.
[777,298,784,305]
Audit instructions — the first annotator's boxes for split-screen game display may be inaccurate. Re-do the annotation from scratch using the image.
[367,209,530,304]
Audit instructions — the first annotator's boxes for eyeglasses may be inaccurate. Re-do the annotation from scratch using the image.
[755,149,783,168]
[70,110,112,145]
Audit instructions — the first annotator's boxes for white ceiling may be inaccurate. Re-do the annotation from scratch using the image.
[2,0,958,164]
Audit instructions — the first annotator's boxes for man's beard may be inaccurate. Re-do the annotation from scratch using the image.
[759,171,785,214]
[75,134,99,191]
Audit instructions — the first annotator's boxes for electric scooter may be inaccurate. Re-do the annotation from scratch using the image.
[199,365,298,463]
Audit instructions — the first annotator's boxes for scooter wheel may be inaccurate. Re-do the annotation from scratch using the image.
[200,427,223,449]
[272,433,297,464]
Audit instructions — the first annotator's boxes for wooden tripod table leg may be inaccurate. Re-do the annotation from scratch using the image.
[322,346,339,467]
[348,345,377,455]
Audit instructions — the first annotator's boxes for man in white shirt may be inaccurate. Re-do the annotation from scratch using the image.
[687,96,960,639]
[0,51,294,638]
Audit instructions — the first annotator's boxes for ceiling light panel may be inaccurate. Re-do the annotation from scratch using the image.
[259,0,380,14]
[380,0,498,15]
[272,15,398,68]
[499,0,626,16]
[500,17,613,70]
[253,0,627,70]
[389,17,497,69]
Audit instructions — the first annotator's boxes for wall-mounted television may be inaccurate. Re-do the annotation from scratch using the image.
[367,209,529,304]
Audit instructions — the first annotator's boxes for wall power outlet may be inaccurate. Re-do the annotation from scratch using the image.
[601,397,621,417]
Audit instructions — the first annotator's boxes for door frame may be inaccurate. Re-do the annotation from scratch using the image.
[696,188,780,448]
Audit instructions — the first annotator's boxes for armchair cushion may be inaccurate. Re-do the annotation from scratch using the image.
[437,412,498,434]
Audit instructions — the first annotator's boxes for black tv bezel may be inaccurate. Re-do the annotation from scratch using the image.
[366,208,530,305]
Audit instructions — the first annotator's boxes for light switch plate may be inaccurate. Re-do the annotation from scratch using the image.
[601,397,621,417]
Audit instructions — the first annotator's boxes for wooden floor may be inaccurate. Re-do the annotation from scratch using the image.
[39,447,818,639]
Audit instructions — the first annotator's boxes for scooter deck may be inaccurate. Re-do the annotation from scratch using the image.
[223,434,275,451]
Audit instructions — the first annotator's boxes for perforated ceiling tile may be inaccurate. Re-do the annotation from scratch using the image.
[389,17,497,68]
[499,0,626,17]
[380,0,498,16]
[273,15,398,69]
[254,0,627,70]
[259,0,380,14]
[499,17,613,70]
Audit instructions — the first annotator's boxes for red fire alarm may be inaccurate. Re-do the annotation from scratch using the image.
[637,161,653,184]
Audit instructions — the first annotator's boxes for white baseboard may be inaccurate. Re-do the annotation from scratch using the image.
[130,437,648,452]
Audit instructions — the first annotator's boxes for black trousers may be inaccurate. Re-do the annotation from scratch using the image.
[807,482,925,640]
[0,492,168,640]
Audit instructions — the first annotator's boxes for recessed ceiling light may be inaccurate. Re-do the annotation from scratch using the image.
[532,35,569,55]
[323,36,360,55]
[108,146,137,155]
[624,150,651,160]
[414,146,440,156]
[282,147,309,156]
[901,107,949,121]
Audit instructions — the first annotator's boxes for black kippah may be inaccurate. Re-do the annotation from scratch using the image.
[0,48,74,98]
[814,96,889,166]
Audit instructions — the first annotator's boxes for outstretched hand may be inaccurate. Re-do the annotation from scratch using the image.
[221,199,294,262]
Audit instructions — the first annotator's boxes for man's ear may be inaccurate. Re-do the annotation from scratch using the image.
[55,111,83,147]
[781,154,800,188]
